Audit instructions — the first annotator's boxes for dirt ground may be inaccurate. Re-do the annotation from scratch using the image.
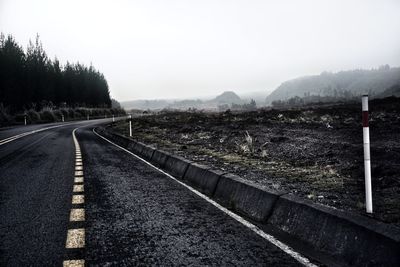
[112,97,400,227]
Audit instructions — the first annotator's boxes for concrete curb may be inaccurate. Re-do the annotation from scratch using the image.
[98,126,400,266]
[213,173,282,222]
[164,154,192,179]
[268,194,400,266]
[151,149,171,168]
[138,143,156,161]
[183,163,224,196]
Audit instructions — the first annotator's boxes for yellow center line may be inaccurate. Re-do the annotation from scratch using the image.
[66,228,85,248]
[63,259,85,267]
[73,184,84,193]
[72,195,84,204]
[70,208,85,222]
[74,177,84,183]
[65,128,86,265]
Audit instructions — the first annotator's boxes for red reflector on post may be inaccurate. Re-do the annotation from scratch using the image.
[362,111,369,127]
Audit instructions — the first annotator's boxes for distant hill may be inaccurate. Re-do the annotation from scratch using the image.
[121,91,246,111]
[265,66,400,104]
[213,91,243,104]
[121,99,172,110]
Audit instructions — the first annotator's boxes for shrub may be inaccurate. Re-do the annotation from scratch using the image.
[53,110,63,121]
[40,110,56,122]
[0,104,12,126]
[27,109,40,123]
[68,109,75,119]
[60,109,69,119]
[75,108,88,118]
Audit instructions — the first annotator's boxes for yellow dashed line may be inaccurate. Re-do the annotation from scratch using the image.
[63,259,85,267]
[66,228,85,248]
[72,195,84,204]
[74,177,84,183]
[65,128,86,265]
[73,184,84,192]
[70,208,85,222]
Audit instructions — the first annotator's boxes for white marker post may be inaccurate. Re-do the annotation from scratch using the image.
[24,115,27,125]
[112,115,115,122]
[362,95,373,213]
[62,114,64,122]
[129,114,132,137]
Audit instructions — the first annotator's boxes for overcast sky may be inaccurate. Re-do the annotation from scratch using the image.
[1,0,400,101]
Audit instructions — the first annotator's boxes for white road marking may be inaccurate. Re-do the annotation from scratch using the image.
[75,177,84,183]
[63,259,85,267]
[72,195,85,204]
[64,129,86,264]
[93,128,317,267]
[73,184,84,193]
[70,208,85,221]
[66,229,85,248]
[0,123,76,146]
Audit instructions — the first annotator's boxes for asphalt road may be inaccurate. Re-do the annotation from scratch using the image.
[0,120,309,266]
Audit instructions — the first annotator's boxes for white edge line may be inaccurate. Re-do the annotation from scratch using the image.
[0,117,116,146]
[0,123,75,146]
[92,128,318,267]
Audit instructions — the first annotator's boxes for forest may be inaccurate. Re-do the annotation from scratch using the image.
[0,33,122,125]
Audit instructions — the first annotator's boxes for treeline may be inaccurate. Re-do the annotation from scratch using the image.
[218,99,257,112]
[271,85,400,108]
[271,93,358,108]
[0,33,111,113]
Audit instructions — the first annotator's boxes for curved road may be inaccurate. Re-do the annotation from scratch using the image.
[0,120,313,266]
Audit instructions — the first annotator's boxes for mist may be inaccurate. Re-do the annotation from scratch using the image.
[1,0,400,101]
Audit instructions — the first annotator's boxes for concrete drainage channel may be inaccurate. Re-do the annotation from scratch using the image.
[96,127,400,266]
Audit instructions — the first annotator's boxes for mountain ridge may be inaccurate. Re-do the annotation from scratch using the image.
[265,66,400,104]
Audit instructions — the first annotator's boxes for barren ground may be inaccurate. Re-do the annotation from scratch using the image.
[112,97,400,227]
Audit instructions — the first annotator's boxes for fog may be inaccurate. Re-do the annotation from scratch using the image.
[1,0,400,101]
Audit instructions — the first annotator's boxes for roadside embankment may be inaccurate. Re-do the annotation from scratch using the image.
[96,126,400,266]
